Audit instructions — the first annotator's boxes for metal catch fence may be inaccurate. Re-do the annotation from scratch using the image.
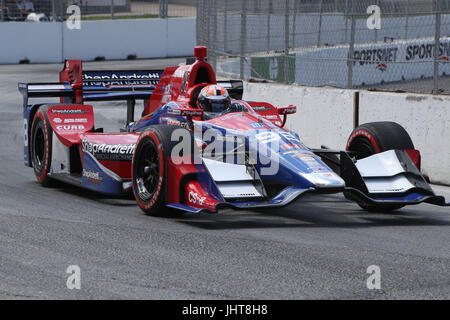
[197,0,450,94]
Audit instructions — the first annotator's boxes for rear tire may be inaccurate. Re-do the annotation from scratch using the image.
[30,106,53,187]
[346,121,415,213]
[132,125,192,216]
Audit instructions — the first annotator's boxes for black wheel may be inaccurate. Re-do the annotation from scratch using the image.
[31,105,53,187]
[132,125,193,216]
[346,121,415,212]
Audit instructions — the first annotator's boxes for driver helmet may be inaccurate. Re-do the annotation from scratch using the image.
[197,85,231,117]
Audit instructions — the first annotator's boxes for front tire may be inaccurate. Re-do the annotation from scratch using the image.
[132,125,192,216]
[30,106,53,187]
[346,121,415,213]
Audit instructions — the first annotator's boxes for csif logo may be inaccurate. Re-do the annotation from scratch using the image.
[188,191,206,205]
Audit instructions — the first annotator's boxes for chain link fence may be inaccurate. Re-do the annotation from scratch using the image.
[0,0,196,22]
[197,0,450,94]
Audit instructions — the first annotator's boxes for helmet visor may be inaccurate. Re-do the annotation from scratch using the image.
[211,102,226,113]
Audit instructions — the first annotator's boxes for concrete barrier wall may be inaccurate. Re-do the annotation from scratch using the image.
[359,91,450,186]
[243,82,450,185]
[0,18,196,64]
[0,22,63,63]
[63,19,168,61]
[167,18,197,57]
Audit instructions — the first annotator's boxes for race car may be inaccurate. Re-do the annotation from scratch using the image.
[19,46,449,216]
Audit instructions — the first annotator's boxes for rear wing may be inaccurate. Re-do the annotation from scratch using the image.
[19,58,244,123]
[81,69,163,101]
[19,59,164,124]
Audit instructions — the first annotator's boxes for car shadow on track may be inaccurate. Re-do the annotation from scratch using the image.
[171,194,450,230]
[34,180,137,207]
[32,181,450,230]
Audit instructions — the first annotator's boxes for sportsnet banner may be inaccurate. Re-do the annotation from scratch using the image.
[293,37,450,87]
[351,37,450,86]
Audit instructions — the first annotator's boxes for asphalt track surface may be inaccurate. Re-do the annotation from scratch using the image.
[0,59,449,300]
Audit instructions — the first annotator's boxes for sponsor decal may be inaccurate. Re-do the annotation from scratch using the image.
[161,84,174,104]
[370,187,405,193]
[169,108,203,117]
[53,118,62,123]
[249,122,265,128]
[255,131,281,144]
[51,109,88,114]
[292,153,310,157]
[405,42,450,61]
[163,84,173,95]
[347,129,374,148]
[406,44,434,60]
[82,169,103,184]
[263,115,279,120]
[169,109,181,115]
[188,191,206,206]
[251,106,271,111]
[181,109,203,117]
[166,118,181,126]
[215,134,244,143]
[64,118,88,124]
[23,119,28,147]
[278,106,296,115]
[279,131,301,142]
[164,118,188,128]
[221,113,242,121]
[300,156,326,172]
[82,71,160,88]
[281,144,295,150]
[144,176,163,209]
[386,188,405,192]
[82,140,136,161]
[353,47,398,66]
[56,125,85,131]
[376,63,387,72]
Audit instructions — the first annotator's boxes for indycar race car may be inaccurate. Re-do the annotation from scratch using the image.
[19,46,449,215]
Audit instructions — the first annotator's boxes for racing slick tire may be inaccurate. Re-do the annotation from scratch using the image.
[132,125,193,216]
[30,105,54,187]
[346,121,415,213]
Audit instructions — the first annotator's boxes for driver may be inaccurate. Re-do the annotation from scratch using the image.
[197,85,231,119]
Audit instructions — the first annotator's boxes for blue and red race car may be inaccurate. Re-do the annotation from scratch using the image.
[19,46,449,216]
